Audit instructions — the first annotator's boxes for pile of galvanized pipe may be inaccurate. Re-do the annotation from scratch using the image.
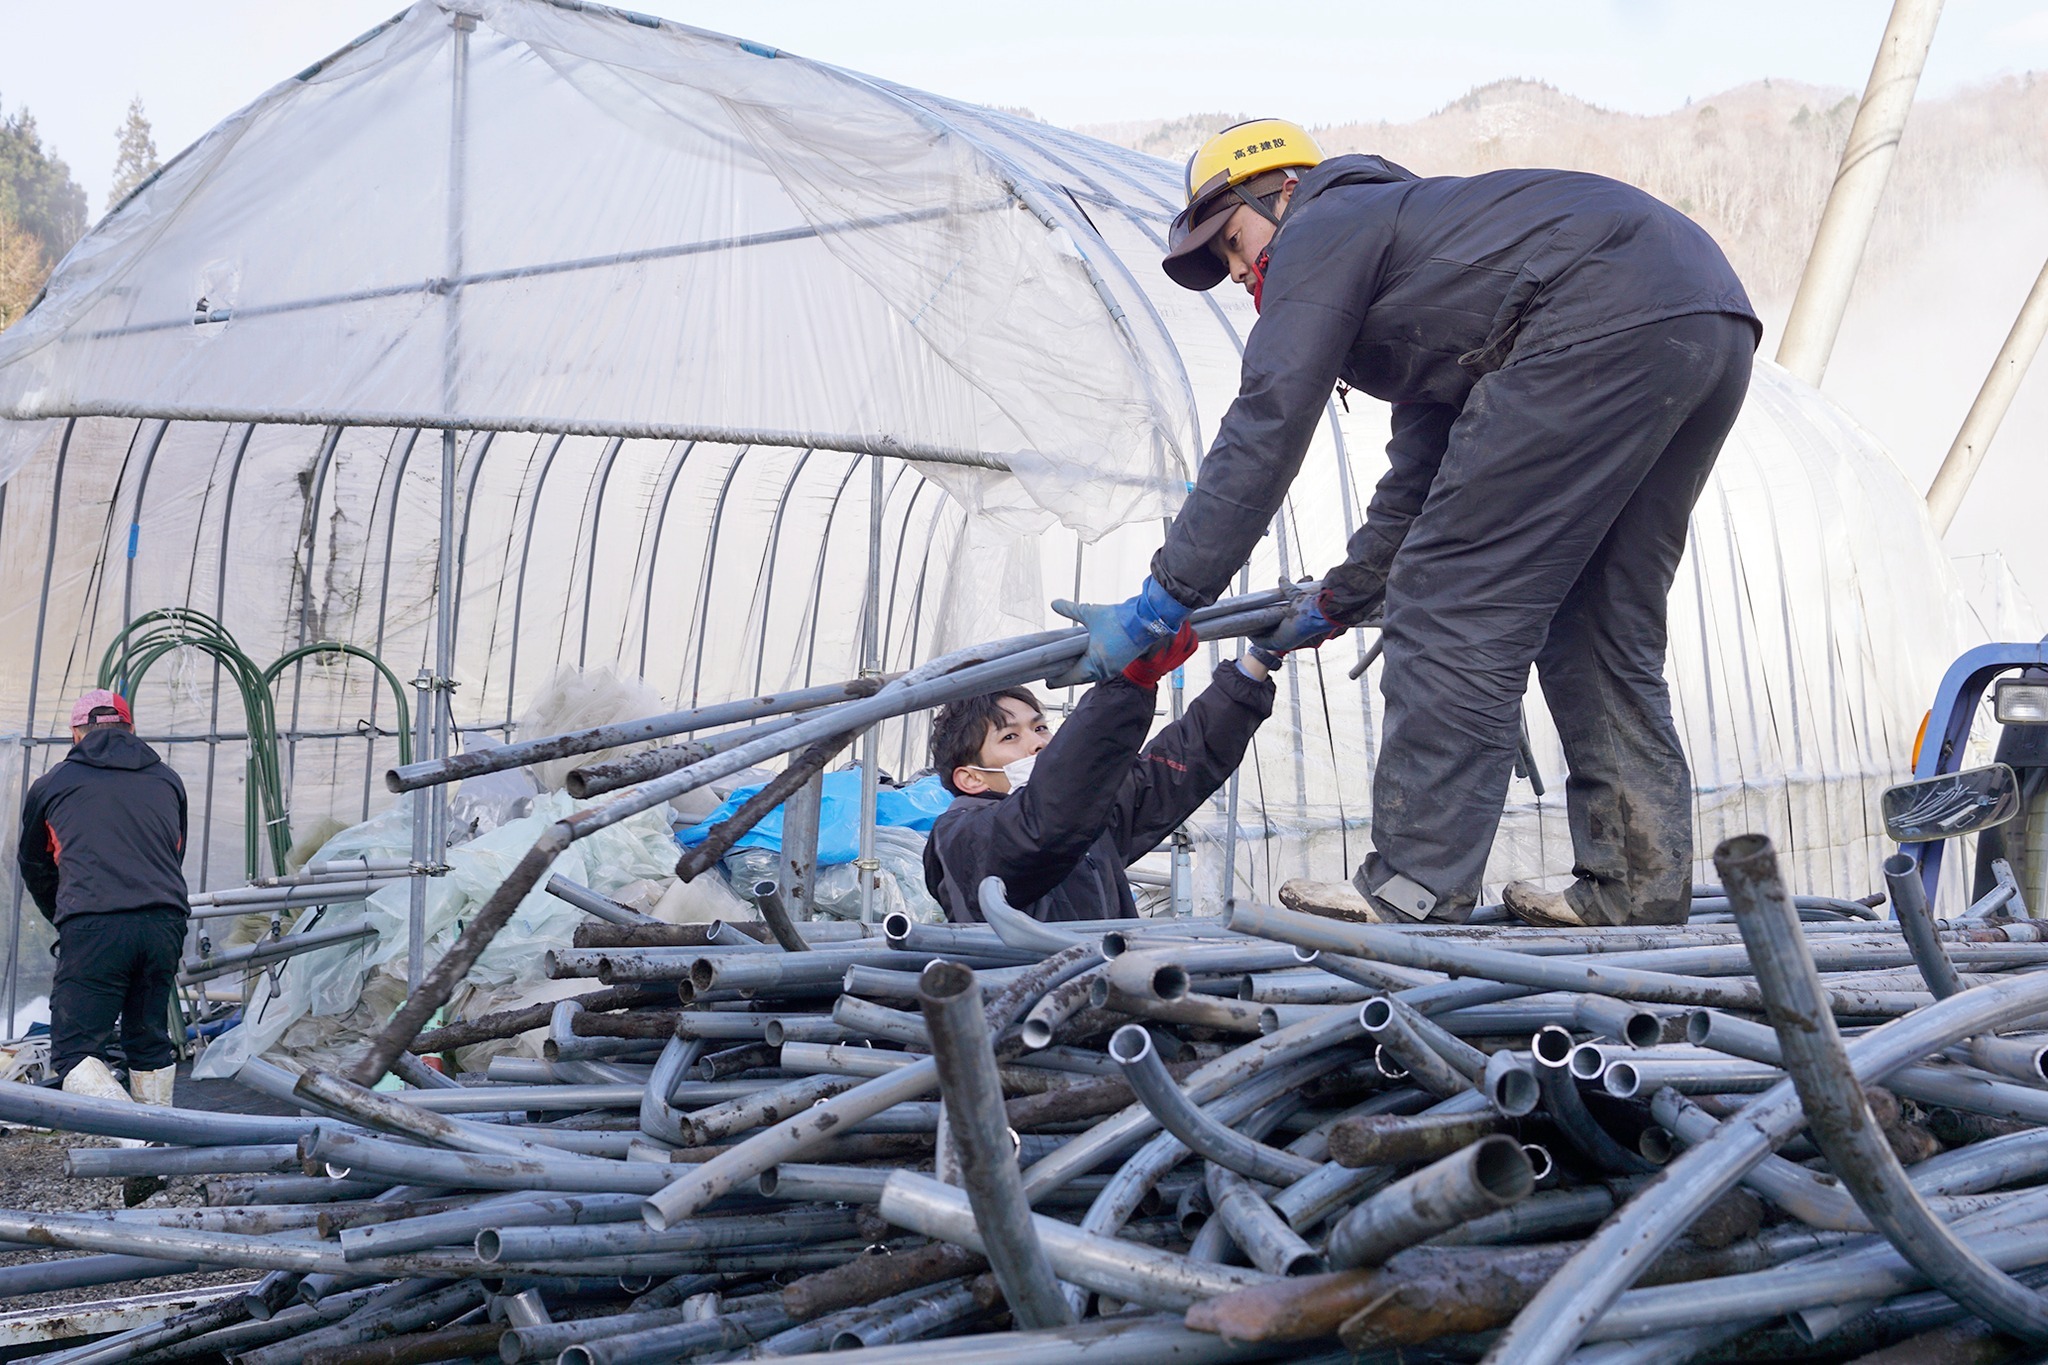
[8,835,2048,1362]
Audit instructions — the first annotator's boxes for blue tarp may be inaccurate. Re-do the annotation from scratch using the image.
[677,771,952,865]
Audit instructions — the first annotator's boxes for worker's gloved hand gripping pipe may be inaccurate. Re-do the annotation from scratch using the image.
[1247,580,1345,659]
[1048,577,1191,686]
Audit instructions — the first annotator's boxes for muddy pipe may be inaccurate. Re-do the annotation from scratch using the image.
[1325,1134,1535,1270]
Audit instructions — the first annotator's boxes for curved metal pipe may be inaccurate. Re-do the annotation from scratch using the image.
[977,877,1095,954]
[637,1035,697,1146]
[1023,1002,1369,1203]
[1360,997,1471,1097]
[1080,1053,1349,1262]
[1019,963,1108,1048]
[1717,832,2048,1341]
[918,959,1073,1329]
[1107,1025,1316,1186]
[1531,1025,1657,1175]
[1325,1134,1535,1270]
[1884,853,2044,1084]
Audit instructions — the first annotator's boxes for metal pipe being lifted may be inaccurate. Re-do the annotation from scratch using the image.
[350,595,1282,1088]
[1925,253,2048,533]
[384,677,883,793]
[1774,0,1945,386]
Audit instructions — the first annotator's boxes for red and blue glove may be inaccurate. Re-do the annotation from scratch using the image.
[1121,622,1200,690]
[1049,577,1194,687]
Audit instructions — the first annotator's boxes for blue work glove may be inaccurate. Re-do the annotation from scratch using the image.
[1249,582,1343,660]
[1049,577,1193,687]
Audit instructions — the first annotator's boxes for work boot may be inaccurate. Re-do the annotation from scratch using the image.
[1278,878,1399,924]
[128,1065,176,1107]
[1502,881,1589,929]
[61,1057,148,1149]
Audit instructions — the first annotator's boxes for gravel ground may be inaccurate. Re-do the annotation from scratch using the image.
[0,1126,253,1315]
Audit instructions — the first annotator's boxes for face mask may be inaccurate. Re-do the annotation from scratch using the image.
[967,754,1036,792]
[1249,247,1272,313]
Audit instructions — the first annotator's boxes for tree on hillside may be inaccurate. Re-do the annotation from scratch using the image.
[0,95,87,330]
[108,96,161,207]
[0,212,42,327]
[0,99,87,263]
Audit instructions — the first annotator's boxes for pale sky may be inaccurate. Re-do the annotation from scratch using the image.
[2,0,2046,213]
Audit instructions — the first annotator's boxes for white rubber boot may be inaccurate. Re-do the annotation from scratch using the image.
[128,1065,177,1107]
[61,1057,147,1148]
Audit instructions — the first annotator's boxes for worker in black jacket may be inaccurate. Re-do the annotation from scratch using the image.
[1053,120,1759,927]
[18,690,189,1107]
[923,628,1274,923]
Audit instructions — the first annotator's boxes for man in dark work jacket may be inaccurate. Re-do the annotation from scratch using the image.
[1053,122,1759,927]
[922,628,1274,923]
[18,690,188,1108]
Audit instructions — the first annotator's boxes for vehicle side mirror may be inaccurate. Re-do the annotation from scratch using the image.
[1882,763,2022,843]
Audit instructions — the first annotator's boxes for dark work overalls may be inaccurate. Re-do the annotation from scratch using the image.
[1150,155,1760,923]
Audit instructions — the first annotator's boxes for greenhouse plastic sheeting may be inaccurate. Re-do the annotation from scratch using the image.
[0,0,1191,543]
[0,0,2030,1027]
[192,786,678,1079]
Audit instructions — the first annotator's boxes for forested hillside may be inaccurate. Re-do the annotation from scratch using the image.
[0,97,87,328]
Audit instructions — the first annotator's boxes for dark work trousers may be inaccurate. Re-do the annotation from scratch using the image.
[1360,312,1755,924]
[51,910,186,1079]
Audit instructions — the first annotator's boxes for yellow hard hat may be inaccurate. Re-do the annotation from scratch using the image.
[1163,118,1324,290]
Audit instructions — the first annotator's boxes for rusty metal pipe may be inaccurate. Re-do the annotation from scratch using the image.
[1325,1133,1535,1269]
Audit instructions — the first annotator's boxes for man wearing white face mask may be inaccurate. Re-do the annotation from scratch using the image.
[921,625,1276,923]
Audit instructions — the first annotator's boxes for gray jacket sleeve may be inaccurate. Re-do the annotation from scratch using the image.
[1149,202,1394,609]
[1319,401,1457,623]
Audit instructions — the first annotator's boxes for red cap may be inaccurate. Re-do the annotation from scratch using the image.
[70,689,133,728]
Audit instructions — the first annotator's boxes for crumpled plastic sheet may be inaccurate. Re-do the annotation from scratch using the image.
[193,788,678,1079]
[724,824,946,925]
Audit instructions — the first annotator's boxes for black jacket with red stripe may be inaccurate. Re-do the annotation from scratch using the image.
[18,728,189,926]
[923,661,1274,923]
